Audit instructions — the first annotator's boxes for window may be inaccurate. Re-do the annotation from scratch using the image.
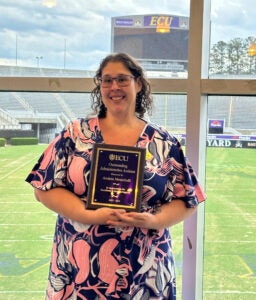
[0,1,255,299]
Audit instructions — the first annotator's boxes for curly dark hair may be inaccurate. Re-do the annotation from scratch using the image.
[91,52,153,118]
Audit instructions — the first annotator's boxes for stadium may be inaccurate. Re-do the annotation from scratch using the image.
[111,14,189,72]
[0,7,256,300]
[0,14,255,148]
[0,64,255,148]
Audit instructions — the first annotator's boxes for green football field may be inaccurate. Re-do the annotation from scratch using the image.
[0,145,255,299]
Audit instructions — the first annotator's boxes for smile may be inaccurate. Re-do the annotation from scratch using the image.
[110,96,125,101]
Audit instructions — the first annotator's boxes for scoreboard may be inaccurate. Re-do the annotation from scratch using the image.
[111,14,189,71]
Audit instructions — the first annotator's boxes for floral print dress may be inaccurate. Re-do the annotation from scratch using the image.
[26,117,206,300]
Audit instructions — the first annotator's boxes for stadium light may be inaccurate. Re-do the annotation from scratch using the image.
[248,43,256,73]
[36,56,43,68]
[155,16,171,33]
[42,0,57,8]
[248,43,256,57]
[156,23,170,33]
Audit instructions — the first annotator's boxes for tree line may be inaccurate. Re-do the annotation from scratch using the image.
[209,36,256,75]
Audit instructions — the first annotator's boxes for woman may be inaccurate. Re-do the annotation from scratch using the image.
[26,53,206,299]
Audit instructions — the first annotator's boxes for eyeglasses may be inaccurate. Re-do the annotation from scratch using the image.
[98,74,135,88]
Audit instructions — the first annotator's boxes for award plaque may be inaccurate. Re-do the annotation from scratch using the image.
[87,144,146,212]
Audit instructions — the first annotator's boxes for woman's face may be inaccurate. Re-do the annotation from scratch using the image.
[100,61,142,118]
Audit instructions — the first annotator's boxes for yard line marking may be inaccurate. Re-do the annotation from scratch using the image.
[206,225,256,227]
[237,255,254,278]
[0,212,53,214]
[206,212,256,215]
[204,291,256,294]
[0,291,45,294]
[0,201,40,203]
[0,156,39,181]
[0,224,54,226]
[0,239,51,242]
[206,240,256,243]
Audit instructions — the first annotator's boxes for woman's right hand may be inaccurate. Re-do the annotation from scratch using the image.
[93,207,126,225]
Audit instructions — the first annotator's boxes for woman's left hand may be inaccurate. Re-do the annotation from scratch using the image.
[106,210,159,229]
[106,200,197,230]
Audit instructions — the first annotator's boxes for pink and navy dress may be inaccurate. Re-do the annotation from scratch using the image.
[26,116,206,300]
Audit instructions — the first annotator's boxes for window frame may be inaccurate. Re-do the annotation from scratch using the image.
[0,0,255,299]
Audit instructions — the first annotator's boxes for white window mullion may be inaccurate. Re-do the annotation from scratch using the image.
[182,0,210,299]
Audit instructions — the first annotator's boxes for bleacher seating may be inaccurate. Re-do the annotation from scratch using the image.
[0,92,25,111]
[0,91,255,132]
[0,66,255,133]
[208,96,256,129]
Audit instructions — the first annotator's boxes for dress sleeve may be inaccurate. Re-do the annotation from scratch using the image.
[167,137,206,208]
[25,122,75,191]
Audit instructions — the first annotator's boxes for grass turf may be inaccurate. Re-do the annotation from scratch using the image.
[0,145,255,299]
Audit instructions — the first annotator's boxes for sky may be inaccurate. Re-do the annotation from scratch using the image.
[0,0,255,70]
